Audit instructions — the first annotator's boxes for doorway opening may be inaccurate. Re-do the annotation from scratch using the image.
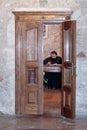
[13,11,76,119]
[43,23,62,116]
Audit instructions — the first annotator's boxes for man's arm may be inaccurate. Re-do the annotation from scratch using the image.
[56,56,62,64]
[43,57,51,65]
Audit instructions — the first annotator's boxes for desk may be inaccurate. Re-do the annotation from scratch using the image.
[43,65,62,72]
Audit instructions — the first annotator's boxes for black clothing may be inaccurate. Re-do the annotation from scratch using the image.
[44,56,62,65]
[43,56,62,89]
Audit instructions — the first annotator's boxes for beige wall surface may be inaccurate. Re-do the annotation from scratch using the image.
[43,24,62,59]
[0,0,87,115]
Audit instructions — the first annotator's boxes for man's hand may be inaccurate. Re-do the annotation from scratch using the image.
[47,62,51,65]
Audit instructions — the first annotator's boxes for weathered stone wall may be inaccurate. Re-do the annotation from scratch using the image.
[0,0,87,115]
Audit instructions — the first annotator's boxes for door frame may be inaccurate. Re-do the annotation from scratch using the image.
[13,11,75,117]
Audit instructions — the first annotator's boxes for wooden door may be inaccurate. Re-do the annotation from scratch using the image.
[61,21,76,119]
[15,21,43,114]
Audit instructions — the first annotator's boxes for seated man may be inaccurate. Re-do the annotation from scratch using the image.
[43,51,62,89]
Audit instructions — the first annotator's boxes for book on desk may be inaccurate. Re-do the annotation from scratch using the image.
[43,64,62,72]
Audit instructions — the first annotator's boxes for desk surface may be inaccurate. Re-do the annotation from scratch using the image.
[43,64,62,72]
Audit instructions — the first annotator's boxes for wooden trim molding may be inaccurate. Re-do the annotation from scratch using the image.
[13,11,73,114]
[13,11,72,21]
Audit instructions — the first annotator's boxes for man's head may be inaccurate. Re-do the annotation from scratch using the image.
[50,51,57,59]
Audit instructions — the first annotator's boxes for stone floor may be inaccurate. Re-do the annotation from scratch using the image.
[0,114,87,130]
[0,90,87,130]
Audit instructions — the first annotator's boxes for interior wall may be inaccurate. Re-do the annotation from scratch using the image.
[0,0,87,115]
[43,24,62,59]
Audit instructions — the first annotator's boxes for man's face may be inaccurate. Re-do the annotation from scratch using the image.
[51,53,57,59]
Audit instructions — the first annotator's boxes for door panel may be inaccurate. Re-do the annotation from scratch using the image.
[64,28,72,61]
[26,28,38,61]
[20,21,43,114]
[61,21,76,119]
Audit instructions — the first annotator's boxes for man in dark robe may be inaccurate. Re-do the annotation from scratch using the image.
[43,51,62,89]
